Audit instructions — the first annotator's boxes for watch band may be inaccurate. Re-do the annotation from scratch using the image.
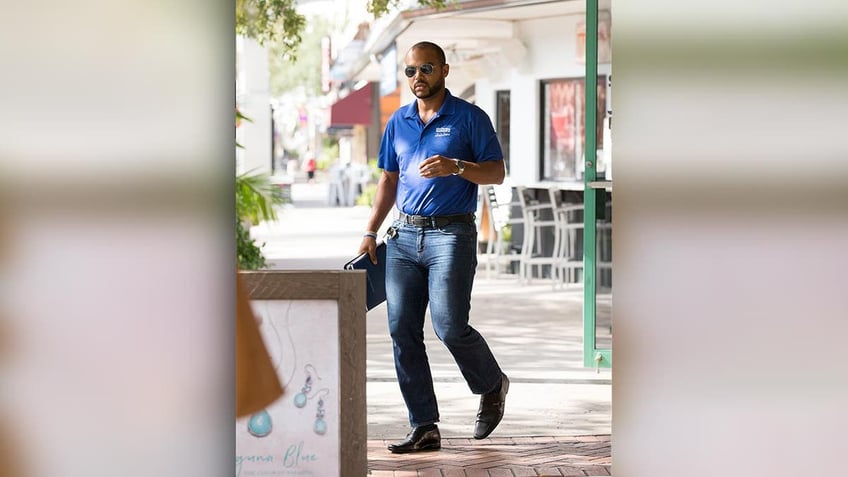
[451,159,465,176]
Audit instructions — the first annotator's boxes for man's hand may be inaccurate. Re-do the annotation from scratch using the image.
[418,155,457,178]
[359,235,378,264]
[419,157,505,185]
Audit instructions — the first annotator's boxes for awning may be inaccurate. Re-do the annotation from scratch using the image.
[329,84,373,127]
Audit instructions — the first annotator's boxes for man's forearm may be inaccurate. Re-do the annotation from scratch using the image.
[365,172,398,233]
[459,159,505,185]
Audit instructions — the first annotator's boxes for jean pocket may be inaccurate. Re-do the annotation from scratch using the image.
[436,221,476,237]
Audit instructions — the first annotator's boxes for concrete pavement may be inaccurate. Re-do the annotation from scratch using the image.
[251,181,611,442]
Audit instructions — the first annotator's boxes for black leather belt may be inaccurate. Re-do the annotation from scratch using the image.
[399,212,475,228]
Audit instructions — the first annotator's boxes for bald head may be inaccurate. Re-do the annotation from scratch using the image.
[409,41,447,65]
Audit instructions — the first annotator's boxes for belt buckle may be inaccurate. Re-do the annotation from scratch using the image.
[407,214,423,226]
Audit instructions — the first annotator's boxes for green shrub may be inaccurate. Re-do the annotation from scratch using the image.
[236,171,283,270]
[356,183,378,206]
[236,218,266,270]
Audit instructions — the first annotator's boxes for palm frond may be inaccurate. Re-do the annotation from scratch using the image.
[236,171,282,225]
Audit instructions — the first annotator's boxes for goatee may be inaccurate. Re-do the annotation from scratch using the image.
[413,83,443,99]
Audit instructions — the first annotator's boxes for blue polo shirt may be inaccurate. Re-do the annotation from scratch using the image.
[378,89,503,216]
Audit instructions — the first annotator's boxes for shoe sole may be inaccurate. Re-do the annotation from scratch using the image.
[388,443,441,454]
[473,376,510,440]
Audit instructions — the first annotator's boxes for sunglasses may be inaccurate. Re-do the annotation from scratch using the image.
[404,63,438,78]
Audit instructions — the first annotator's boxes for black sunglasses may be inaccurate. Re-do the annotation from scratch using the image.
[404,63,438,78]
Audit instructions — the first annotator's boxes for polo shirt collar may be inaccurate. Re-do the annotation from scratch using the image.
[403,88,457,120]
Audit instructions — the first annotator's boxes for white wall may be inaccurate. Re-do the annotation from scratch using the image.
[236,36,272,176]
[476,12,612,186]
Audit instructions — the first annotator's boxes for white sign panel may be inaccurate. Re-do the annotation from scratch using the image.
[236,299,340,476]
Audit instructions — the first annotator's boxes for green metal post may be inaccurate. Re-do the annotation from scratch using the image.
[583,0,607,368]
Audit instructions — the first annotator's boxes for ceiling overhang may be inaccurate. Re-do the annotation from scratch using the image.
[347,0,598,88]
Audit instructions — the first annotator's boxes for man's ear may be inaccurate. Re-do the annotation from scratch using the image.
[442,64,450,78]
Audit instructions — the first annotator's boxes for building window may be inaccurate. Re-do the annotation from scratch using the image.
[495,90,511,174]
[541,77,607,181]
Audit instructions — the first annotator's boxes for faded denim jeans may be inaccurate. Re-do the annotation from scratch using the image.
[385,220,503,427]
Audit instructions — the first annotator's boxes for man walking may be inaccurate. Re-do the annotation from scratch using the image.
[357,41,509,454]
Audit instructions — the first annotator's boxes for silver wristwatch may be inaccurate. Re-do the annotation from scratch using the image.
[451,159,465,176]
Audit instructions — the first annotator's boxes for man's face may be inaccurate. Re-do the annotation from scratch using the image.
[404,47,448,100]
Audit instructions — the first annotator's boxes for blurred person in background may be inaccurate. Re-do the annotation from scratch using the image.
[305,155,317,183]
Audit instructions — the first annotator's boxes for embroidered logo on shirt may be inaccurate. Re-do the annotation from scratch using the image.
[434,126,451,138]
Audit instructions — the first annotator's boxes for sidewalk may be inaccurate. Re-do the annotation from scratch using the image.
[252,181,611,476]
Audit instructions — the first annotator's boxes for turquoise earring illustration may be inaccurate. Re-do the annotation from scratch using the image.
[294,364,321,408]
[246,302,293,439]
[247,409,273,438]
[313,389,329,435]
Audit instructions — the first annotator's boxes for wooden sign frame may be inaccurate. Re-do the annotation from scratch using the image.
[238,270,366,477]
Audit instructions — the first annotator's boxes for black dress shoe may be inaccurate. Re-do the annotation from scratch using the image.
[387,425,441,454]
[474,374,509,439]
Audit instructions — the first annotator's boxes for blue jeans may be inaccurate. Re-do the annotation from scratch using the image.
[385,220,503,427]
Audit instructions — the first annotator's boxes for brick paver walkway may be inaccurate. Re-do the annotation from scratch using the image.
[368,435,611,476]
[263,187,612,476]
